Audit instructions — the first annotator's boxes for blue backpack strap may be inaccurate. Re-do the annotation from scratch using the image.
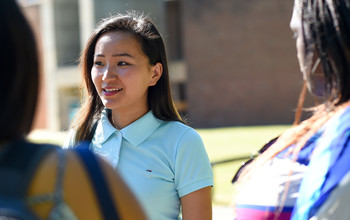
[74,142,120,220]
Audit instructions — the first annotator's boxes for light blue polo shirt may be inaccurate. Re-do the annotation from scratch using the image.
[64,109,213,220]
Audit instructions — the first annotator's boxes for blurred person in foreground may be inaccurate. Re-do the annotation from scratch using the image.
[64,11,213,220]
[232,0,350,219]
[0,0,147,219]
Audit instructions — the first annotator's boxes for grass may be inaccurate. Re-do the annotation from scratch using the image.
[28,125,291,206]
[196,125,291,205]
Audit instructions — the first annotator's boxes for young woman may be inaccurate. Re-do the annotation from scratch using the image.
[0,1,147,219]
[233,0,350,219]
[64,12,213,220]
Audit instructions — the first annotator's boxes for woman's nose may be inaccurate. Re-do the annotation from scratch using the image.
[102,67,117,81]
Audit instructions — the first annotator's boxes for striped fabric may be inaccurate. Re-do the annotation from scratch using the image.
[235,205,293,220]
[292,106,350,219]
[234,106,350,220]
[234,155,308,220]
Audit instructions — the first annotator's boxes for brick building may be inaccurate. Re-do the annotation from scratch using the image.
[182,0,307,127]
[20,0,308,130]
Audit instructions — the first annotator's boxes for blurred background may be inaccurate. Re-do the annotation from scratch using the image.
[20,0,313,218]
[19,0,309,131]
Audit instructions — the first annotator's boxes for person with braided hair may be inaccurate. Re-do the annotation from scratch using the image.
[232,0,350,219]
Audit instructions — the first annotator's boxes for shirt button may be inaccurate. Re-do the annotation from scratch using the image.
[112,159,117,164]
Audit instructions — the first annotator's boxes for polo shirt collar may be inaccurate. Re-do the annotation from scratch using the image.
[121,111,162,146]
[93,109,116,144]
[94,109,162,147]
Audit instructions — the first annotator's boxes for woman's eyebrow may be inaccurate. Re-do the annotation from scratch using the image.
[94,53,134,58]
[112,53,134,58]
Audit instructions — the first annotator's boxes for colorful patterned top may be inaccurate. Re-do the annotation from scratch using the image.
[234,105,350,220]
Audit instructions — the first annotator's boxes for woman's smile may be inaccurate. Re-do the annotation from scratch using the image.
[102,87,123,96]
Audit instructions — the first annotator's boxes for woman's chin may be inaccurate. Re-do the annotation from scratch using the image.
[102,101,118,110]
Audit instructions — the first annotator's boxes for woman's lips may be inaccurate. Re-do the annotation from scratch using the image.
[103,88,123,96]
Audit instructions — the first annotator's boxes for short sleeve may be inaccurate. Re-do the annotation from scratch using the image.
[63,129,76,149]
[174,128,213,197]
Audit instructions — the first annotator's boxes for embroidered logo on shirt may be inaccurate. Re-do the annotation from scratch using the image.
[146,169,152,172]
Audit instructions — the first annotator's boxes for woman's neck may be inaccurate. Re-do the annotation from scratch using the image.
[110,107,149,129]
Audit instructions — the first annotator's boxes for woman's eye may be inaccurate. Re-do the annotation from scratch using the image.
[118,61,129,66]
[94,61,104,66]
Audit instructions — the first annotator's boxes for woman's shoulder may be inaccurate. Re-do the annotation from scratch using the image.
[28,147,146,220]
[158,120,202,140]
[162,120,197,133]
[157,121,204,149]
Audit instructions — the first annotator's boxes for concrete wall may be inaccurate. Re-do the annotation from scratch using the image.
[54,0,80,66]
[182,0,307,127]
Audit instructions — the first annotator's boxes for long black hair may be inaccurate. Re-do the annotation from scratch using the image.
[302,0,350,104]
[0,0,39,141]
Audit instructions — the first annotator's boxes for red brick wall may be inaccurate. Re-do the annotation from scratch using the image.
[181,0,311,127]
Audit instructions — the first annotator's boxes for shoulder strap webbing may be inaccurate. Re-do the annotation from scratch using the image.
[74,142,120,220]
[0,139,57,197]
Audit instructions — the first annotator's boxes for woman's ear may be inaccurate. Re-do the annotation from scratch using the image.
[149,62,163,86]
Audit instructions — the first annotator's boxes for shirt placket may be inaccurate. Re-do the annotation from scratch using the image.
[111,131,123,168]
